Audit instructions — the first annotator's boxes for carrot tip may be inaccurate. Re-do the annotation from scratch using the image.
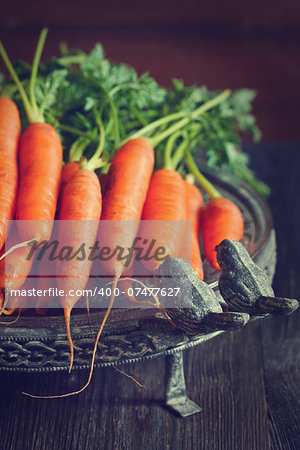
[68,358,73,374]
[64,308,74,373]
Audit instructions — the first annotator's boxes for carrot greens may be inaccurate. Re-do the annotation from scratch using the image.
[0,39,269,197]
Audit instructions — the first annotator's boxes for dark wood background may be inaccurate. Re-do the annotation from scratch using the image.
[0,2,299,449]
[1,0,300,141]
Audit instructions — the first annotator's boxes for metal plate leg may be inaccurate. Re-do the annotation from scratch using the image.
[165,351,201,417]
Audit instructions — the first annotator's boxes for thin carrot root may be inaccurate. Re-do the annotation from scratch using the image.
[0,309,22,324]
[64,308,74,373]
[117,277,160,308]
[118,277,179,329]
[85,292,95,341]
[85,293,143,388]
[0,239,35,261]
[108,364,143,388]
[22,277,119,399]
[0,291,8,316]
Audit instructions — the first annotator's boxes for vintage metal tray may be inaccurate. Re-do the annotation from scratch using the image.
[0,166,278,416]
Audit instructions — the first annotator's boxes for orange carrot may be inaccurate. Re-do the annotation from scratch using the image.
[185,149,244,271]
[100,138,155,276]
[0,29,62,244]
[140,169,187,272]
[16,122,62,241]
[55,137,154,386]
[0,98,20,251]
[54,118,104,369]
[83,138,154,372]
[202,197,244,270]
[40,138,153,378]
[57,168,102,370]
[180,180,204,280]
[0,30,63,305]
[36,162,80,315]
[61,162,80,185]
[56,162,80,216]
[59,170,102,222]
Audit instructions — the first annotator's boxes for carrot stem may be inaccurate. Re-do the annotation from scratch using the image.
[69,137,89,162]
[29,28,48,123]
[153,90,229,147]
[185,173,195,184]
[0,42,33,122]
[124,110,186,142]
[184,150,221,199]
[0,28,48,123]
[169,138,188,170]
[164,131,181,170]
[82,114,105,170]
[57,54,86,66]
[147,89,231,148]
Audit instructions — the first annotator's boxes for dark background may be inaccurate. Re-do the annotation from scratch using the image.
[0,2,300,449]
[1,0,300,141]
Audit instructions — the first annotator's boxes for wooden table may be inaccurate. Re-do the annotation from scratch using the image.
[0,21,299,450]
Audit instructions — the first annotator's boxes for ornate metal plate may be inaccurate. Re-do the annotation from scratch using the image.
[0,166,276,372]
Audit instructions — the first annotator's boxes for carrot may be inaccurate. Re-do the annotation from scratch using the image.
[0,29,63,245]
[55,137,93,218]
[60,162,80,191]
[0,98,20,251]
[35,163,80,315]
[36,163,80,314]
[15,122,62,240]
[140,169,187,272]
[56,161,80,217]
[100,138,155,276]
[57,168,102,371]
[54,115,110,370]
[0,30,63,306]
[202,197,244,270]
[35,162,81,315]
[61,162,80,185]
[180,180,204,280]
[85,138,154,377]
[184,149,244,271]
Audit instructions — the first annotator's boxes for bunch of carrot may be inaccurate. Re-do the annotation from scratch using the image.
[0,29,246,396]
